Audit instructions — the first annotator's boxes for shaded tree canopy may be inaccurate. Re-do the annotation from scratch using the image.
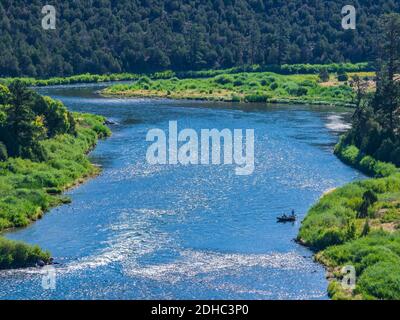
[345,14,400,166]
[0,81,75,161]
[0,0,398,77]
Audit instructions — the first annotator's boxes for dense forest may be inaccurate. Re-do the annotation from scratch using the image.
[0,0,399,77]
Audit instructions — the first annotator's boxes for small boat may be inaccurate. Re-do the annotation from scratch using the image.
[277,212,297,223]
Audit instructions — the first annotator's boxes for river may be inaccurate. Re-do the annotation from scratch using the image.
[0,84,364,299]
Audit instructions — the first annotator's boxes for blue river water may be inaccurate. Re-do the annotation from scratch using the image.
[0,84,364,299]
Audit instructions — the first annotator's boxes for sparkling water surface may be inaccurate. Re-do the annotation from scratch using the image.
[0,84,364,299]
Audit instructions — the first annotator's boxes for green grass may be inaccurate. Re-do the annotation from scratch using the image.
[0,112,110,269]
[0,62,370,89]
[299,140,400,299]
[103,71,355,106]
[0,73,141,87]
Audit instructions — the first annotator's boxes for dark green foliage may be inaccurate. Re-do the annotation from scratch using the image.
[358,191,378,218]
[335,140,398,178]
[0,141,7,161]
[343,14,400,166]
[319,68,330,82]
[300,15,400,300]
[345,222,356,241]
[0,82,75,161]
[361,219,371,237]
[0,237,50,270]
[244,93,270,103]
[0,1,393,77]
[337,72,349,82]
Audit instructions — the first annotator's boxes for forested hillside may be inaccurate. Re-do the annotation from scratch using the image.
[0,0,399,77]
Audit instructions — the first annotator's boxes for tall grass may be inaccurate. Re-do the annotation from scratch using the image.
[299,138,400,299]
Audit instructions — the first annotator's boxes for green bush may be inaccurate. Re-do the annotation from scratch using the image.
[337,72,349,81]
[244,93,270,103]
[214,75,233,85]
[0,141,7,161]
[374,161,398,177]
[340,145,360,165]
[0,237,50,270]
[360,156,377,175]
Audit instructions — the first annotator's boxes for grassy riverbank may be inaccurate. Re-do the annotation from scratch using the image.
[103,71,357,106]
[0,111,110,269]
[0,62,370,89]
[298,142,400,300]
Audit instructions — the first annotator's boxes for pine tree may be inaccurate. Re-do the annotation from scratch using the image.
[374,14,400,136]
[361,219,371,237]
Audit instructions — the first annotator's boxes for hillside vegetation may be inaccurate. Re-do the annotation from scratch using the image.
[299,14,400,300]
[0,0,397,77]
[0,82,110,269]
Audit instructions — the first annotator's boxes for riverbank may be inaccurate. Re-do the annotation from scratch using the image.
[0,112,111,270]
[298,141,400,299]
[0,62,370,88]
[101,71,360,107]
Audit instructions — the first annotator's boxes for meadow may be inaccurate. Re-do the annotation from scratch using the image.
[0,62,370,90]
[103,71,357,107]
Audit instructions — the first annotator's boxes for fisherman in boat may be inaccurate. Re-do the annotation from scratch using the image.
[277,209,296,222]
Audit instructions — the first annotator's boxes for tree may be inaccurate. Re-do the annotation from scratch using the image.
[361,219,371,237]
[0,82,75,161]
[358,190,378,219]
[337,72,349,82]
[350,75,368,110]
[4,81,47,160]
[374,14,400,136]
[0,141,7,161]
[344,13,400,165]
[318,68,330,82]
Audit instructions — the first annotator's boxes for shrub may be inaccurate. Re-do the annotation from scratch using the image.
[0,237,50,270]
[341,145,360,165]
[357,261,400,299]
[319,68,330,82]
[270,82,279,90]
[0,141,7,161]
[337,72,349,82]
[214,75,233,85]
[137,76,152,85]
[374,161,397,177]
[244,93,270,103]
[233,79,244,86]
[360,156,376,175]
